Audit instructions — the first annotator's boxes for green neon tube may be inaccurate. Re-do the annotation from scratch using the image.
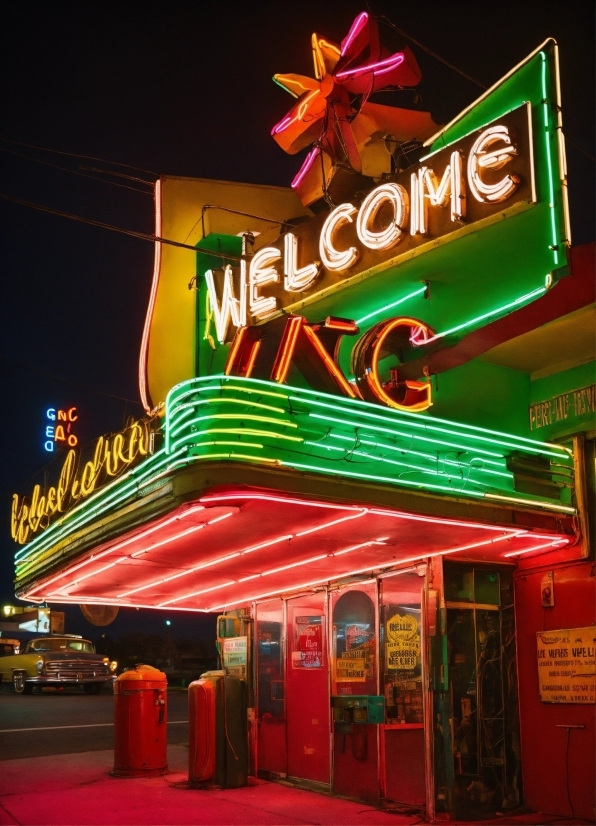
[281,458,568,512]
[327,432,507,470]
[175,375,570,458]
[308,412,504,458]
[540,52,560,267]
[299,397,566,460]
[347,436,511,479]
[15,447,177,562]
[281,458,486,497]
[328,432,508,469]
[195,427,303,442]
[425,286,547,343]
[305,440,503,489]
[356,285,427,325]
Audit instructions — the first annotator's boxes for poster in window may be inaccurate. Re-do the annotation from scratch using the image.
[386,612,420,671]
[292,615,323,668]
[383,608,423,723]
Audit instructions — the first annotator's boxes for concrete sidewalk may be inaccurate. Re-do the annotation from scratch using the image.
[0,746,592,826]
[0,745,417,826]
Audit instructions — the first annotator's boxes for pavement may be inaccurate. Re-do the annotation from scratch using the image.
[0,744,593,826]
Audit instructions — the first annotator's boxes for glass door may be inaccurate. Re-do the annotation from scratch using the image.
[286,593,330,784]
[380,567,427,809]
[330,580,380,803]
[255,599,286,776]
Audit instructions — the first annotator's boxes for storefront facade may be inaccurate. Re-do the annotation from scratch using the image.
[10,18,594,822]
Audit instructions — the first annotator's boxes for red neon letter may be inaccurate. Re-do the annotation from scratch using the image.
[271,316,360,398]
[352,317,433,411]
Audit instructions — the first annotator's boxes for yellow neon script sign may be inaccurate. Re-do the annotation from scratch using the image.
[11,420,151,545]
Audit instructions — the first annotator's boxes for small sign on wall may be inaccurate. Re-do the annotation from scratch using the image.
[536,626,596,703]
[541,571,555,608]
[222,636,247,680]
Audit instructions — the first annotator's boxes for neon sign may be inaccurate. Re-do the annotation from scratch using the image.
[224,311,432,412]
[44,407,78,452]
[271,12,431,207]
[13,418,151,545]
[205,105,534,348]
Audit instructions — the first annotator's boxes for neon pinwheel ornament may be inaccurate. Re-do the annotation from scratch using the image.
[272,12,437,207]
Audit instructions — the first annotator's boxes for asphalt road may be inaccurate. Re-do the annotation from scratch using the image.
[0,685,189,760]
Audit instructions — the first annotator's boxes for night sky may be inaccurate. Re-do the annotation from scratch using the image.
[0,2,593,641]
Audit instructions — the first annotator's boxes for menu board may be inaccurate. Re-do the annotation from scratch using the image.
[537,626,596,703]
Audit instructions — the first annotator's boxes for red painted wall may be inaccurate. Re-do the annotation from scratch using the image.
[515,560,595,822]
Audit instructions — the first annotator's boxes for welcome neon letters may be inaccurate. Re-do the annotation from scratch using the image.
[206,123,520,341]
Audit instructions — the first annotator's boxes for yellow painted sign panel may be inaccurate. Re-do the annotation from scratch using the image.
[385,612,420,671]
[536,626,596,703]
[140,176,308,410]
[336,656,366,682]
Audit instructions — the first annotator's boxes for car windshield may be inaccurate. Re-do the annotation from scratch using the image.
[26,639,95,653]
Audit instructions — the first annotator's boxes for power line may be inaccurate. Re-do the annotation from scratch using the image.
[0,190,243,260]
[0,145,152,195]
[0,353,143,405]
[565,137,596,164]
[0,136,159,178]
[79,165,154,186]
[377,15,487,90]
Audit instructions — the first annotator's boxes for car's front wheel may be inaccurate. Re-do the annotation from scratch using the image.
[13,672,33,694]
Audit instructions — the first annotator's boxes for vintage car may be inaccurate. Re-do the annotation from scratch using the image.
[0,635,117,694]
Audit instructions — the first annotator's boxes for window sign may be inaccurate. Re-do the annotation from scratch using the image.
[332,587,377,693]
[223,636,247,680]
[381,570,424,724]
[292,615,323,669]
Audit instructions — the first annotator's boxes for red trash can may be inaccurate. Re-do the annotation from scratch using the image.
[112,664,168,777]
[188,677,217,786]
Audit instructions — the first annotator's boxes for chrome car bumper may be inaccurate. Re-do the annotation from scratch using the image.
[27,675,116,684]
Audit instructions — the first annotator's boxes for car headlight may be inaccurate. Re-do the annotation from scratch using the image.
[109,661,118,672]
[36,660,44,674]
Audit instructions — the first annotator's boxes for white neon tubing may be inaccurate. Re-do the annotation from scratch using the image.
[158,581,237,607]
[295,510,367,536]
[118,553,242,598]
[284,233,319,291]
[319,204,359,271]
[503,539,569,558]
[29,504,207,594]
[205,264,246,343]
[200,492,362,511]
[119,516,374,600]
[139,178,161,412]
[356,183,408,250]
[467,126,519,203]
[56,522,209,593]
[205,534,525,611]
[249,247,280,318]
[261,554,329,576]
[484,493,576,514]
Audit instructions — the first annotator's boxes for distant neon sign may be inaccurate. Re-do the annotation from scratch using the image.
[44,407,79,452]
[14,418,151,544]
